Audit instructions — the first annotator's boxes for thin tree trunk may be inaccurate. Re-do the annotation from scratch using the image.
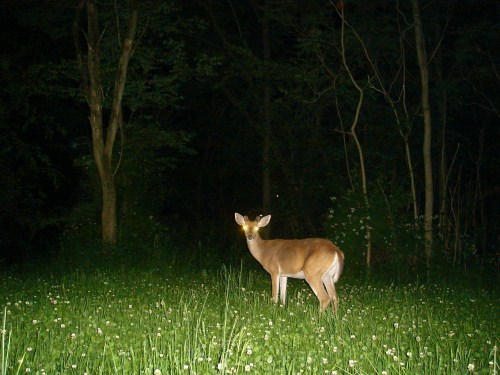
[476,127,486,253]
[411,0,434,267]
[338,6,372,268]
[403,134,419,221]
[261,5,272,215]
[438,92,450,255]
[74,0,138,250]
[343,2,418,222]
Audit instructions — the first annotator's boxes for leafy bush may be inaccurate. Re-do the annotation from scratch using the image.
[324,189,424,275]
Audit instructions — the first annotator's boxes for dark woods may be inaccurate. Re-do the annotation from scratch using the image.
[0,0,498,277]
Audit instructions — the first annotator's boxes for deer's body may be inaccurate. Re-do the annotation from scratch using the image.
[235,213,344,311]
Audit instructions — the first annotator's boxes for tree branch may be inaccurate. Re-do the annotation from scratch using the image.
[73,0,90,103]
[105,1,138,160]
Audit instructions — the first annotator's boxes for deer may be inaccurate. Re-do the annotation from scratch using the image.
[235,213,344,311]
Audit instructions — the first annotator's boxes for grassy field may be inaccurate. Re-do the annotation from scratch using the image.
[1,260,498,375]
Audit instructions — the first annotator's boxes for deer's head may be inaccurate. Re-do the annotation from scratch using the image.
[235,213,271,241]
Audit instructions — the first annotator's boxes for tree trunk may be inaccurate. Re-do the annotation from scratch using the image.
[411,0,434,267]
[476,127,487,253]
[403,133,419,221]
[261,4,272,215]
[101,166,117,245]
[438,92,450,256]
[338,5,372,268]
[74,0,138,250]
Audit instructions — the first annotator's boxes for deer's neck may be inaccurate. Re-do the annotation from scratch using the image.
[247,234,266,263]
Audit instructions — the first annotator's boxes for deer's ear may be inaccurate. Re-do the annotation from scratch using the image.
[258,215,271,227]
[235,213,245,226]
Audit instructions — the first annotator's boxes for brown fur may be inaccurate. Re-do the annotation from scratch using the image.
[235,213,344,311]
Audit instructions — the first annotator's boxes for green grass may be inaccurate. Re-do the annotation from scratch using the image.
[0,261,498,375]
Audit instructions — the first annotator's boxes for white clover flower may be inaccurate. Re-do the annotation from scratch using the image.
[468,363,475,372]
[245,365,251,372]
[154,369,161,375]
[348,360,357,368]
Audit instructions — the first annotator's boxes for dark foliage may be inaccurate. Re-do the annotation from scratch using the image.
[0,0,497,278]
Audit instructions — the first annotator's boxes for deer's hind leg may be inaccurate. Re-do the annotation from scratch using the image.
[305,272,331,311]
[322,274,338,311]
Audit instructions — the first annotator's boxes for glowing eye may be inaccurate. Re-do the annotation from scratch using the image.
[253,227,259,232]
[243,225,248,231]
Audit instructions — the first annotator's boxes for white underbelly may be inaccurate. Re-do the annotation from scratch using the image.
[281,271,305,279]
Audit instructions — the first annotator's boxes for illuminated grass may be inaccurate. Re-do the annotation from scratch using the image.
[0,264,498,374]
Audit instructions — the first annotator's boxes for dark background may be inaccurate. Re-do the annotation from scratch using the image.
[0,0,498,272]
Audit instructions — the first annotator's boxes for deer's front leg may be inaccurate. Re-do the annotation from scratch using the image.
[270,273,280,303]
[279,276,288,305]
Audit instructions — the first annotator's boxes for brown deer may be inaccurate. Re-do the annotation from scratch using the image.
[235,213,344,311]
